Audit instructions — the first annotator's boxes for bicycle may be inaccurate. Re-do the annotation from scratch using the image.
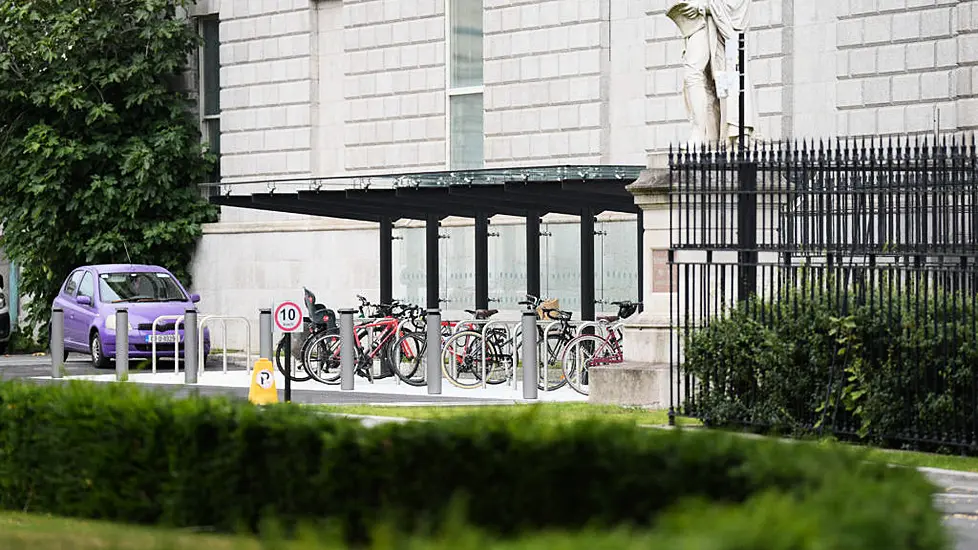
[389,306,501,387]
[302,295,418,385]
[439,295,574,391]
[560,300,640,395]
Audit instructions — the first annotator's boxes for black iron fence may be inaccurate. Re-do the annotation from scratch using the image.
[669,137,978,452]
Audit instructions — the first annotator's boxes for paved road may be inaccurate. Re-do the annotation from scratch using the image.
[2,354,977,547]
[0,354,514,405]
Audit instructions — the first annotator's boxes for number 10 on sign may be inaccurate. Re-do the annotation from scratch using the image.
[274,301,302,333]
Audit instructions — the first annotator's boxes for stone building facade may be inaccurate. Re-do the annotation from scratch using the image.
[185,0,978,347]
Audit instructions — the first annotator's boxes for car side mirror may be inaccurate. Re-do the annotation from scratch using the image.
[190,293,200,303]
[76,295,91,306]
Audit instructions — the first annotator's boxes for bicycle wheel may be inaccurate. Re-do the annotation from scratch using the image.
[302,332,342,385]
[390,331,426,386]
[275,335,312,382]
[483,327,514,385]
[538,332,569,391]
[441,330,505,389]
[560,334,616,396]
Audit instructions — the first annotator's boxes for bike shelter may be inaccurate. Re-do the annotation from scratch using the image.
[202,164,646,322]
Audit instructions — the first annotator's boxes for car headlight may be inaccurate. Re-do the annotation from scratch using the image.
[105,315,133,332]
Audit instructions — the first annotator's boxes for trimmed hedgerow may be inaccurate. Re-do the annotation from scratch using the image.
[683,272,978,452]
[0,380,949,548]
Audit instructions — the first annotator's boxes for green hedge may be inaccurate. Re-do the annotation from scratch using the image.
[683,274,978,450]
[0,380,949,549]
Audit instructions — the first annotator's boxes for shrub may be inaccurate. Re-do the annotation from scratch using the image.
[0,380,949,548]
[683,272,978,451]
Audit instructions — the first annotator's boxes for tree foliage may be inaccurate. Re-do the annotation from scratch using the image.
[0,0,218,332]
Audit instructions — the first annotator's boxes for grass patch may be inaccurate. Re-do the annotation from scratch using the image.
[863,446,978,473]
[0,512,261,550]
[313,402,703,427]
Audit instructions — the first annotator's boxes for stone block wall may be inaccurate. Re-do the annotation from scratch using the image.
[483,0,611,166]
[341,0,447,171]
[218,0,314,181]
[835,0,971,137]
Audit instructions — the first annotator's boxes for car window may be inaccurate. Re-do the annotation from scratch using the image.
[77,272,94,299]
[64,270,84,296]
[98,271,188,303]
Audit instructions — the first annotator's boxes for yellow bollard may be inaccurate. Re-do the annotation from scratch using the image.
[248,358,279,405]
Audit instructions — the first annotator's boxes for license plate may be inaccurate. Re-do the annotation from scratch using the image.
[146,334,178,344]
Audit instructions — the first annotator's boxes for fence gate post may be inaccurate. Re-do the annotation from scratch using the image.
[521,310,538,400]
[259,308,272,360]
[737,159,758,303]
[115,308,129,381]
[51,308,64,379]
[426,309,442,395]
[184,309,198,384]
[339,308,355,390]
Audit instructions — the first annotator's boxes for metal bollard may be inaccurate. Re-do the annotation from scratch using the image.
[51,308,64,379]
[115,308,129,381]
[521,310,538,400]
[426,309,442,395]
[259,308,272,360]
[339,308,355,390]
[184,309,198,384]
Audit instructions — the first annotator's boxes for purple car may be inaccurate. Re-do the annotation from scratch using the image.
[52,264,210,368]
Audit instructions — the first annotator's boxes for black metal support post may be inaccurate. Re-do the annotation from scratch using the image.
[283,332,292,403]
[379,217,393,306]
[259,308,272,360]
[526,211,541,299]
[737,161,758,302]
[475,212,489,309]
[581,209,596,321]
[425,214,439,309]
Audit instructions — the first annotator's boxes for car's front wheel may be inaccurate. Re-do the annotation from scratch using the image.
[90,332,110,369]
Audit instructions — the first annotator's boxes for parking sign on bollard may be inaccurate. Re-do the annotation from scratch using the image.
[184,309,198,384]
[51,308,64,379]
[115,309,128,382]
[339,309,355,391]
[426,309,442,395]
[522,310,538,400]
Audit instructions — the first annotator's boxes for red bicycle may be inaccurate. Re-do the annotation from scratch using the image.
[302,296,422,385]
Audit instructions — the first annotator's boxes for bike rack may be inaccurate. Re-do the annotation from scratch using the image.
[480,320,514,390]
[150,314,185,374]
[575,321,607,338]
[197,315,253,375]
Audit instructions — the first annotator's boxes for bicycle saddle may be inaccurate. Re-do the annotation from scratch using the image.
[465,308,499,319]
[544,308,572,322]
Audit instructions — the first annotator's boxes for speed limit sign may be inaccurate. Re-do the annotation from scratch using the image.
[274,301,302,332]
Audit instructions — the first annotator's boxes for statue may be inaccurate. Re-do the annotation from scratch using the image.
[667,0,759,147]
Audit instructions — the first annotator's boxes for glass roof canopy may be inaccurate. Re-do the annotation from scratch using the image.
[203,164,647,223]
[200,164,645,196]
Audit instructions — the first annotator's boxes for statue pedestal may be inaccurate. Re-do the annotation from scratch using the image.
[589,362,671,408]
[588,167,682,409]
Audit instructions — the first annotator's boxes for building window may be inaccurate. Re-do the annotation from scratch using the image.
[446,0,484,170]
[199,16,220,187]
